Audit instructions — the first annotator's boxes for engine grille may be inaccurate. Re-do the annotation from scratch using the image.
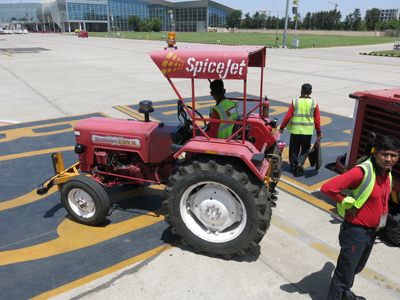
[357,103,400,189]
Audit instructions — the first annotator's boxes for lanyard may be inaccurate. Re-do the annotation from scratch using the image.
[377,174,388,213]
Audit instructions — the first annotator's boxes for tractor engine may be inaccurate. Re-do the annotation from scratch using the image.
[73,117,177,184]
[93,150,145,180]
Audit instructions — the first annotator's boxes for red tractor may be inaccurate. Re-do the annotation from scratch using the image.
[37,46,285,257]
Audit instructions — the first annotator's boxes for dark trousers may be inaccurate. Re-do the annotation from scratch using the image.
[327,222,377,300]
[289,134,312,171]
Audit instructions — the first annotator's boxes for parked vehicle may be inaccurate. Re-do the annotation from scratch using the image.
[37,46,284,257]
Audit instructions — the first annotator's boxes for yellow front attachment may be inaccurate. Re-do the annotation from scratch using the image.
[37,153,80,195]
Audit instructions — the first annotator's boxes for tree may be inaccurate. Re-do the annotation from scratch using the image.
[352,8,362,30]
[226,10,242,29]
[151,17,162,32]
[128,15,141,31]
[252,11,267,29]
[241,13,253,29]
[139,19,152,32]
[365,8,380,31]
[302,12,311,29]
[343,13,353,30]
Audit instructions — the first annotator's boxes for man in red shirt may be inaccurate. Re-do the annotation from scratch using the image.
[321,135,400,300]
[279,83,322,176]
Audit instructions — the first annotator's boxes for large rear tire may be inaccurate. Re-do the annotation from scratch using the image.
[61,175,110,226]
[164,156,272,257]
[384,213,400,246]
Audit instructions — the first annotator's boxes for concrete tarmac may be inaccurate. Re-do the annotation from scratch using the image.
[1,34,400,300]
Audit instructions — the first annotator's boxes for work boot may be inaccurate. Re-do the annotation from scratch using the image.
[341,290,366,300]
[294,164,304,177]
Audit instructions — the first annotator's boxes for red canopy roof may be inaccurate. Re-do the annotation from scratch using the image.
[150,45,266,80]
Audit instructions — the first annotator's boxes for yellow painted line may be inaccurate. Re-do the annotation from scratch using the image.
[0,120,77,143]
[0,187,58,212]
[31,244,171,300]
[343,129,351,134]
[268,106,287,116]
[153,100,215,109]
[162,103,215,115]
[115,106,161,123]
[114,106,142,120]
[0,146,74,162]
[0,113,108,143]
[282,175,331,192]
[278,181,335,212]
[320,115,332,126]
[0,208,165,266]
[272,215,400,294]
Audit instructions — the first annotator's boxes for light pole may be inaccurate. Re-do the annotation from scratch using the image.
[106,0,111,33]
[282,0,290,48]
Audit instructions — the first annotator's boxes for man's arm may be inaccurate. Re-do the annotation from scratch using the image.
[320,167,364,203]
[279,103,294,132]
[314,104,322,138]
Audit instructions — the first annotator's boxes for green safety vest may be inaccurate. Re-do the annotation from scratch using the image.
[337,158,392,218]
[286,97,316,135]
[212,99,239,138]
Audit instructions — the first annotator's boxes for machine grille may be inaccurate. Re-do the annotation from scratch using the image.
[358,104,400,187]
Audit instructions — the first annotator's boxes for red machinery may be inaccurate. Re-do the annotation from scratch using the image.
[37,46,284,257]
[335,88,400,245]
[78,30,88,38]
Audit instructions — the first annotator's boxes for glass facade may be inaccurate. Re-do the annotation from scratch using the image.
[0,3,41,23]
[0,0,233,32]
[66,2,107,21]
[208,5,229,28]
[175,7,207,32]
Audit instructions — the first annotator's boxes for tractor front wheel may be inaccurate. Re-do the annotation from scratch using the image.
[164,156,272,257]
[61,175,110,226]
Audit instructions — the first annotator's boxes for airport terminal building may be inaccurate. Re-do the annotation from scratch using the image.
[0,0,234,32]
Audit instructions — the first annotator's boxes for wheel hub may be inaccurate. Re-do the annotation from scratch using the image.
[190,184,242,232]
[68,188,95,218]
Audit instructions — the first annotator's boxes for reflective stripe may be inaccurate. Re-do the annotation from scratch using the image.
[212,99,238,138]
[287,97,316,135]
[293,114,313,117]
[337,158,393,217]
[352,161,373,200]
[288,122,314,126]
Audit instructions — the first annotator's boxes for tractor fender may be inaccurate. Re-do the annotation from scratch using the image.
[173,138,269,181]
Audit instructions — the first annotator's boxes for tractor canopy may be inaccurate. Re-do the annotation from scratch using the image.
[150,45,266,80]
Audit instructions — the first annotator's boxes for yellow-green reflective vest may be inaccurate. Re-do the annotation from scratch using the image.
[212,99,239,138]
[337,158,393,218]
[286,97,316,135]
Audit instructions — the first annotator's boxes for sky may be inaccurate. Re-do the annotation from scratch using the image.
[1,0,399,18]
[174,0,400,19]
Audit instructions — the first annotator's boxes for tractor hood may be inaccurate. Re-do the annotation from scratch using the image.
[150,45,266,80]
[74,117,158,149]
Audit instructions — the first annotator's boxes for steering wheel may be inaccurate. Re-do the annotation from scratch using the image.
[177,101,207,130]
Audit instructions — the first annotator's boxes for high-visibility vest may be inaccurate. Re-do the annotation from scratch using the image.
[337,158,392,218]
[286,97,316,135]
[212,99,239,138]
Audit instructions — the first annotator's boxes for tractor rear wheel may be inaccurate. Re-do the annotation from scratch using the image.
[164,156,272,257]
[61,175,110,226]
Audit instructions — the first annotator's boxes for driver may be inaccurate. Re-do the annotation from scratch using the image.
[208,80,239,138]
